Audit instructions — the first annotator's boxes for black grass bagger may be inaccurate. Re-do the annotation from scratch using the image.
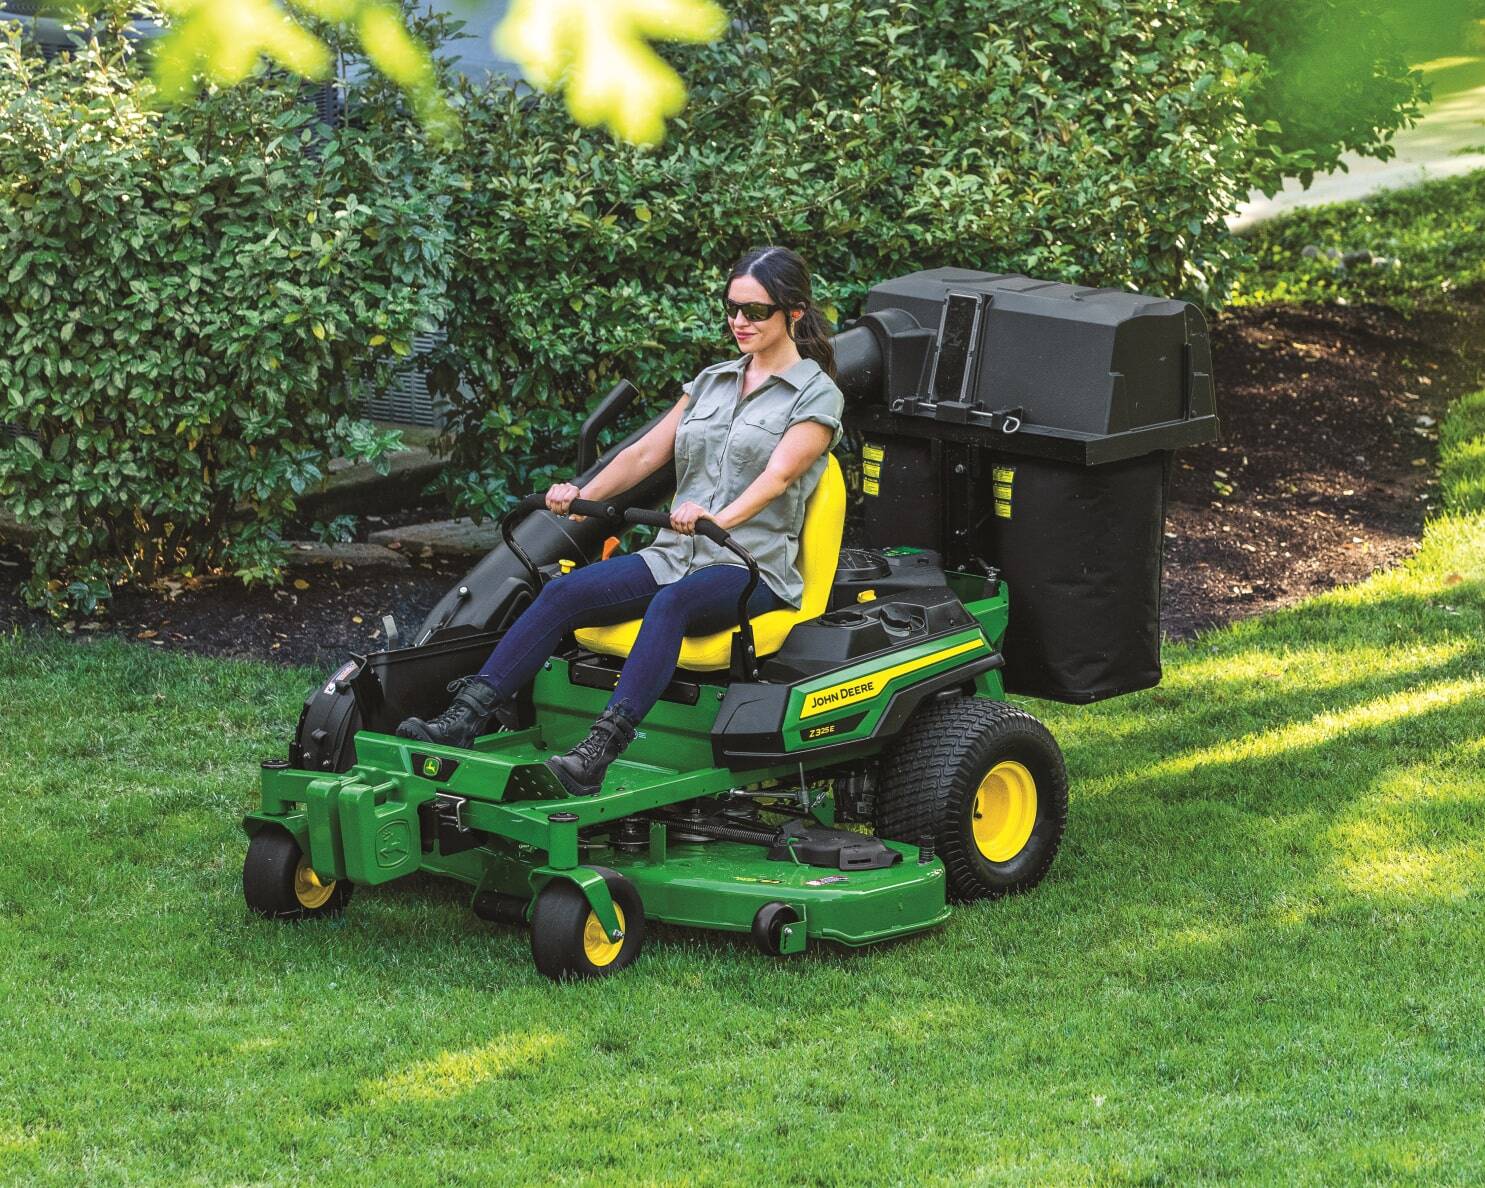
[242,269,1219,980]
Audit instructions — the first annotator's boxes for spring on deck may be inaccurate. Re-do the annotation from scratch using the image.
[653,815,778,847]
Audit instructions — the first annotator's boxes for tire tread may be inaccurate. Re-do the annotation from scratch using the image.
[877,697,1068,901]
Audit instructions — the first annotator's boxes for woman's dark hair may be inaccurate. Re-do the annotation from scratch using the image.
[725,246,836,379]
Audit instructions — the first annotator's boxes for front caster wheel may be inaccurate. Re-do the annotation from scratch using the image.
[530,869,646,981]
[243,827,354,920]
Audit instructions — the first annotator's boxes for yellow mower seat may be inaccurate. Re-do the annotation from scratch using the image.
[574,454,846,671]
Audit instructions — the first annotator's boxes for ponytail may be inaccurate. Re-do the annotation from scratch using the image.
[790,305,837,380]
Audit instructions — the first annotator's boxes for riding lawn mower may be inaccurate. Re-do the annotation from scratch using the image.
[242,268,1219,980]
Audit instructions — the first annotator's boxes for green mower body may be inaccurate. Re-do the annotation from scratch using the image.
[244,578,1046,974]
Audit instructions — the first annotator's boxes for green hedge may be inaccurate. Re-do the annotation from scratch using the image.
[428,0,1267,518]
[8,0,1439,604]
[0,23,451,611]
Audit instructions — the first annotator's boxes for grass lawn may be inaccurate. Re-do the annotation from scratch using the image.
[3,397,1484,1181]
[1230,168,1485,308]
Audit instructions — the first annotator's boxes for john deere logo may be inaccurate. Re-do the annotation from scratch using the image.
[375,821,411,869]
[412,752,458,782]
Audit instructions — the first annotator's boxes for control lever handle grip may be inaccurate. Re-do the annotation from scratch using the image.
[620,507,730,549]
[622,507,731,547]
[512,493,620,520]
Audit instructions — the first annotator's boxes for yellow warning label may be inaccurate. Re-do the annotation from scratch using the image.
[799,639,987,719]
[993,483,1013,501]
[992,466,1015,484]
[864,461,881,478]
[863,478,880,497]
[863,443,885,462]
[995,500,1012,519]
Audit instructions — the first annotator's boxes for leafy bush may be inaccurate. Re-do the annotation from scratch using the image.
[4,0,1445,605]
[428,0,1268,517]
[1229,168,1485,307]
[0,19,452,611]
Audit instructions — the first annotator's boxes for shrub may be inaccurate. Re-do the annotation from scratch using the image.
[0,20,452,612]
[429,0,1267,517]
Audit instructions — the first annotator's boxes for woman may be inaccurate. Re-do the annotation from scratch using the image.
[398,246,845,796]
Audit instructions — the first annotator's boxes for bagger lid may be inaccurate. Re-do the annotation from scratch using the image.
[858,268,1219,465]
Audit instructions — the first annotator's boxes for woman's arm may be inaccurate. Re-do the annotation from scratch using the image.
[669,421,832,533]
[546,394,688,512]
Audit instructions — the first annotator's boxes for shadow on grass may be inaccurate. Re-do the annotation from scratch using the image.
[1055,580,1485,784]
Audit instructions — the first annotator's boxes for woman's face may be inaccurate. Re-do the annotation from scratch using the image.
[726,274,798,357]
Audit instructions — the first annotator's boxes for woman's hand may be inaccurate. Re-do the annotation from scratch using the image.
[669,500,715,535]
[545,481,582,515]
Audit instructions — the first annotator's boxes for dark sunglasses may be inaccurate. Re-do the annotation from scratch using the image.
[723,298,786,323]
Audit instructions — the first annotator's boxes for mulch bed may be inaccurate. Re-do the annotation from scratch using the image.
[1162,299,1478,637]
[2,299,1480,672]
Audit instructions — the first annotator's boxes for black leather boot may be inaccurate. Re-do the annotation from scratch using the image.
[396,677,514,749]
[545,704,638,797]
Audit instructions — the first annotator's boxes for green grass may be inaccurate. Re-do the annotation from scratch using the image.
[1231,168,1485,308]
[3,393,1483,1184]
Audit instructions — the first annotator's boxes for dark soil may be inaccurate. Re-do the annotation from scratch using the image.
[3,299,1482,671]
[1163,298,1482,637]
[0,541,469,669]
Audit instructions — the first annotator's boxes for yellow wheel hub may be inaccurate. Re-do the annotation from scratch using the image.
[971,760,1038,862]
[293,856,336,910]
[582,904,627,968]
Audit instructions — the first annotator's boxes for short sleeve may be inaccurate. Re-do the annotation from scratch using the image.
[789,377,845,451]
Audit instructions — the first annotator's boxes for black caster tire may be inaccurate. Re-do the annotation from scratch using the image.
[752,901,801,956]
[243,827,354,920]
[530,868,646,981]
[877,697,1068,903]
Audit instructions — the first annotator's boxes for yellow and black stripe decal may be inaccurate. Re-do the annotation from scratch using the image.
[799,637,987,720]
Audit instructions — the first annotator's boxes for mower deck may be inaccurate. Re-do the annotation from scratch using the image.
[248,702,951,954]
[591,840,949,948]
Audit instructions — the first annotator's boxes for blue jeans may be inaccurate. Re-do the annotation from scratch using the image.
[475,552,784,722]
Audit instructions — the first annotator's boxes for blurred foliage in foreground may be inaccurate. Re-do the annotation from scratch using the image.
[38,0,1473,162]
[153,0,728,145]
[151,0,458,137]
[1220,0,1485,194]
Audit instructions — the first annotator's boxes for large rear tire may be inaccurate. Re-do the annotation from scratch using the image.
[877,697,1068,902]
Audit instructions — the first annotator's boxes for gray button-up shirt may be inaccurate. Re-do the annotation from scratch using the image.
[639,355,845,609]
